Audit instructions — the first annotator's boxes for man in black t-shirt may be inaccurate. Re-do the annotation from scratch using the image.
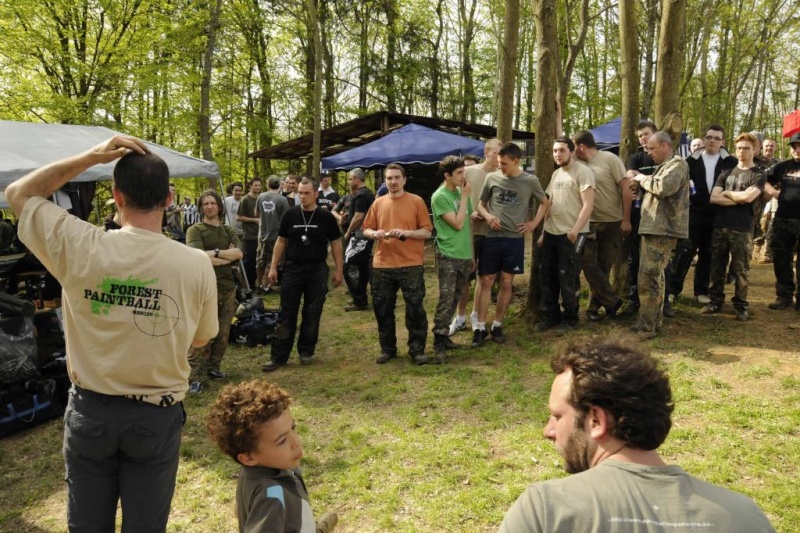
[263,178,343,371]
[702,133,765,320]
[317,172,340,211]
[623,121,659,315]
[342,168,375,311]
[765,132,800,310]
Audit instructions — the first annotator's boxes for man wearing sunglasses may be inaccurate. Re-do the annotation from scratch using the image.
[668,125,736,306]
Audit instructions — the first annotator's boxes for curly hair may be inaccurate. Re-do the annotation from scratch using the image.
[550,335,674,451]
[207,380,293,463]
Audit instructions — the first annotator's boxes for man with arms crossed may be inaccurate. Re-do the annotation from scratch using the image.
[474,142,549,346]
[431,156,472,363]
[703,132,765,321]
[669,125,736,305]
[362,163,432,365]
[500,335,775,532]
[6,136,218,532]
[448,139,501,335]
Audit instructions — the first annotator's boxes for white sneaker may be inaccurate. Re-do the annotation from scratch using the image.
[696,295,711,305]
[448,317,466,336]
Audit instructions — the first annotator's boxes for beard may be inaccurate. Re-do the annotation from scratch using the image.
[561,425,593,474]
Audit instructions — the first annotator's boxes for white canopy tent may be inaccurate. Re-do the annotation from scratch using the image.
[0,121,220,193]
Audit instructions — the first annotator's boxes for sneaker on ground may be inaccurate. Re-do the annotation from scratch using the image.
[344,303,369,312]
[448,317,466,336]
[299,355,313,365]
[700,303,721,314]
[188,381,203,394]
[696,294,711,305]
[410,353,430,365]
[735,309,749,321]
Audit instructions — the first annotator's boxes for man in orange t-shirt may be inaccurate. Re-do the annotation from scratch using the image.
[362,163,433,365]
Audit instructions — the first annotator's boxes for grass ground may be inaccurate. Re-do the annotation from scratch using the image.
[1,254,798,532]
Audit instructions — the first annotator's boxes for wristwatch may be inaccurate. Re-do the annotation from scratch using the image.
[214,248,220,258]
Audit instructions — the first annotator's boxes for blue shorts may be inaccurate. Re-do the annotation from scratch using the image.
[479,237,525,276]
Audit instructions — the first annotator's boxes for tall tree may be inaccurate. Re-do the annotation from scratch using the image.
[199,0,223,163]
[653,0,685,139]
[526,0,559,322]
[618,0,640,163]
[308,0,323,179]
[496,0,520,142]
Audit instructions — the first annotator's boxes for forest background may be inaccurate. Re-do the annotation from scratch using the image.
[0,0,798,190]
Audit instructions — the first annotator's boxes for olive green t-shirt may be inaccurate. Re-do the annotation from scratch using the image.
[186,222,243,292]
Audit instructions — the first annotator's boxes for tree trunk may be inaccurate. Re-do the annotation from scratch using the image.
[199,0,222,184]
[459,0,478,123]
[496,0,520,143]
[640,0,659,119]
[653,0,686,140]
[384,0,398,112]
[526,0,558,323]
[308,0,323,180]
[618,0,640,163]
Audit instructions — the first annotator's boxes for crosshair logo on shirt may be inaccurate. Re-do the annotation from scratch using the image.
[134,293,180,337]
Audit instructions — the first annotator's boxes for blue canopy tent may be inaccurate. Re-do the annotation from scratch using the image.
[322,123,485,171]
[589,117,690,156]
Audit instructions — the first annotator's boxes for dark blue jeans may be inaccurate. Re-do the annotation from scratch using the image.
[63,387,183,533]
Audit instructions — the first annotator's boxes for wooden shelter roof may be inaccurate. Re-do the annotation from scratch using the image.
[248,111,535,160]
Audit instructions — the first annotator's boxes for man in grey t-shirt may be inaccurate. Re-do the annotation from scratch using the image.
[255,176,290,292]
[474,142,548,347]
[500,336,775,532]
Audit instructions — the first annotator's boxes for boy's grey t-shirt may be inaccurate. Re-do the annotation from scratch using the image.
[480,170,547,238]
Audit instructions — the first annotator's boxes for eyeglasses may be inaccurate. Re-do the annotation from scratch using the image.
[705,135,723,141]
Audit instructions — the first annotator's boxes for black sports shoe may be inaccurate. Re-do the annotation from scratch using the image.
[471,329,487,347]
[207,370,226,379]
[700,303,721,314]
[410,353,430,365]
[490,325,506,343]
[586,309,604,322]
[299,355,313,365]
[662,299,675,318]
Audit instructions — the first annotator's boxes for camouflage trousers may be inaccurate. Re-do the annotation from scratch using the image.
[709,227,752,310]
[636,235,676,333]
[432,255,472,336]
[188,286,237,380]
[372,266,428,356]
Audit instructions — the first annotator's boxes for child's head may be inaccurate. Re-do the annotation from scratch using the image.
[207,380,303,469]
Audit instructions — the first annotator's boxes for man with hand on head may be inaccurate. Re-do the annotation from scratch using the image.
[6,136,218,532]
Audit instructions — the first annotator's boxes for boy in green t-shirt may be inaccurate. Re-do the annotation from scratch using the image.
[430,156,473,363]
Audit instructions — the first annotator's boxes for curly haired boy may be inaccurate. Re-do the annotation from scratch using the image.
[208,380,337,533]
